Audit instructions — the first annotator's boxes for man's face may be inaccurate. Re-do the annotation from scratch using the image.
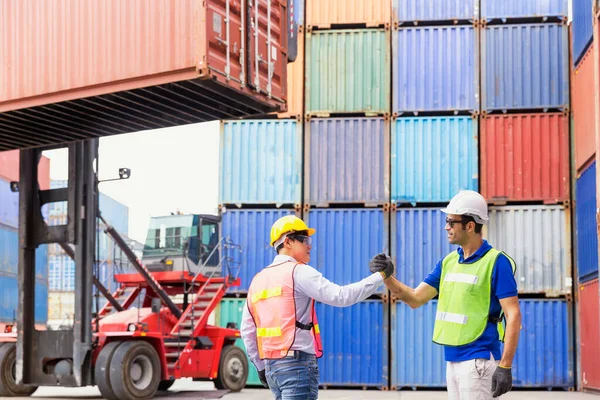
[445,214,468,245]
[286,234,312,264]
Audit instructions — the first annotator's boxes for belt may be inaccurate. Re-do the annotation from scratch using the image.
[282,350,315,360]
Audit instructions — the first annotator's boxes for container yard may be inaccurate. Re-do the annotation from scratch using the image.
[2,0,600,399]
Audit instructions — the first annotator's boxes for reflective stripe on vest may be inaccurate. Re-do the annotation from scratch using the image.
[247,261,323,359]
[432,248,516,346]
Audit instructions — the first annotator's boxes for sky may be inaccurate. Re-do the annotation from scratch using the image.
[42,121,221,243]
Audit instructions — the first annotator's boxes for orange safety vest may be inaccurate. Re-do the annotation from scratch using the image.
[247,261,323,359]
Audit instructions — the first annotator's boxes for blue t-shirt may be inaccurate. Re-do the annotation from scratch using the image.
[423,240,518,362]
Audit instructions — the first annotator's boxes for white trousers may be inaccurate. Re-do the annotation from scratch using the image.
[446,357,499,400]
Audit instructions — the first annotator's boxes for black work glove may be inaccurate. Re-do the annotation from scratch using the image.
[369,253,394,279]
[491,366,512,398]
[258,369,269,388]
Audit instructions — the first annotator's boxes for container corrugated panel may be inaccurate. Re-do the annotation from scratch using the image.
[573,45,597,170]
[0,151,51,190]
[391,209,456,289]
[306,29,391,116]
[305,117,389,206]
[482,24,569,111]
[480,114,570,203]
[576,162,599,282]
[393,27,478,114]
[48,291,75,322]
[0,179,19,228]
[392,117,478,203]
[481,0,568,20]
[391,299,574,389]
[306,0,391,28]
[217,299,262,386]
[486,205,571,295]
[0,276,48,324]
[317,300,388,387]
[573,0,594,66]
[579,279,600,390]
[99,193,129,236]
[0,227,48,280]
[393,0,478,23]
[221,209,299,293]
[220,120,302,206]
[304,209,389,295]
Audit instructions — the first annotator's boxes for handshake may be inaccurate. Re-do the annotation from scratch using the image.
[369,253,395,279]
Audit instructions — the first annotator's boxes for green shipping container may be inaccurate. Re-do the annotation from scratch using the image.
[217,298,262,386]
[306,29,391,116]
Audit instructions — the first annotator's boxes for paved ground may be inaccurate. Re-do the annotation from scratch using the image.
[19,379,599,400]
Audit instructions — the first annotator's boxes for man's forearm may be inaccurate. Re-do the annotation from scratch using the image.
[385,277,425,309]
[499,313,521,367]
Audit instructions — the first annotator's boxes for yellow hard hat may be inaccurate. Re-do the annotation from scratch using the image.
[270,215,316,247]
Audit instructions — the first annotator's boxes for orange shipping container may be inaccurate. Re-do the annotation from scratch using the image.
[0,150,51,190]
[0,0,288,151]
[276,28,304,119]
[306,0,391,28]
[573,44,596,171]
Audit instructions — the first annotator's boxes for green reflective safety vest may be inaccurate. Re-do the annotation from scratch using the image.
[432,248,516,347]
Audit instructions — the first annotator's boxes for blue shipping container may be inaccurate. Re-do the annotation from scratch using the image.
[573,0,594,66]
[392,299,574,389]
[481,0,568,20]
[99,193,129,236]
[316,300,388,387]
[393,0,478,23]
[0,275,48,324]
[393,26,478,113]
[305,117,389,206]
[392,117,478,204]
[0,226,48,280]
[220,120,302,207]
[482,24,569,111]
[221,209,299,293]
[0,179,18,229]
[391,209,456,289]
[305,209,388,295]
[576,161,599,282]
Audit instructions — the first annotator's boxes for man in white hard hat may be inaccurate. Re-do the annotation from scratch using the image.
[370,190,521,399]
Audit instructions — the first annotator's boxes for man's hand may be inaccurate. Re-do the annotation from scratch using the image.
[369,253,394,279]
[491,366,512,397]
[258,369,269,388]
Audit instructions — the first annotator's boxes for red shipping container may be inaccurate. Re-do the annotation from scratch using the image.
[480,113,570,203]
[573,44,596,171]
[579,279,600,391]
[0,150,50,190]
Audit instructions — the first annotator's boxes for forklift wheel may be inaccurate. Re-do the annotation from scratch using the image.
[0,343,38,397]
[94,341,123,400]
[214,345,248,392]
[109,341,161,400]
[158,379,175,391]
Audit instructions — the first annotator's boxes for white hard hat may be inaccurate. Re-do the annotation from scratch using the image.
[441,190,489,224]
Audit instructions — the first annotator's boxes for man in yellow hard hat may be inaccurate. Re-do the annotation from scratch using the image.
[240,215,393,399]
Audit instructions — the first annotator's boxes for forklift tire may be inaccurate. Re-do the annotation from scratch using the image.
[158,379,175,391]
[94,341,123,400]
[0,343,38,397]
[214,345,248,392]
[109,341,161,400]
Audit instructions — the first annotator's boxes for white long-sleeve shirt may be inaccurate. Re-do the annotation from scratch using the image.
[240,254,384,371]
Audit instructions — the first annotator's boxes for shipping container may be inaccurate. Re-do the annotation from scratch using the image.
[392,117,478,204]
[305,117,389,206]
[217,299,262,386]
[221,209,299,293]
[576,162,599,282]
[99,193,130,236]
[306,0,391,28]
[481,24,569,112]
[276,29,305,119]
[47,291,75,323]
[0,150,51,190]
[486,205,571,296]
[391,209,456,289]
[573,0,594,66]
[393,26,478,114]
[573,45,597,170]
[392,299,574,389]
[304,209,389,295]
[220,120,302,207]
[480,114,570,203]
[480,0,568,21]
[0,0,288,151]
[305,29,391,116]
[316,300,388,387]
[0,179,19,229]
[579,279,600,390]
[0,227,48,280]
[0,276,48,324]
[393,0,478,23]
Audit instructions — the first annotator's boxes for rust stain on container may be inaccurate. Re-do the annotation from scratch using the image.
[573,44,597,171]
[306,0,391,28]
